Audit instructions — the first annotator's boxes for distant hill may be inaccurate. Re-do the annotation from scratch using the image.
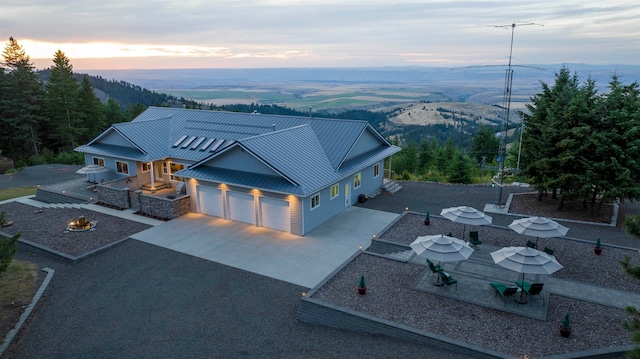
[37,69,180,110]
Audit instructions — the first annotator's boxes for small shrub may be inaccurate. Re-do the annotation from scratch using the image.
[0,233,21,273]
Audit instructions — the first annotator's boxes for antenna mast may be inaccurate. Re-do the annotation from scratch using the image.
[492,22,542,208]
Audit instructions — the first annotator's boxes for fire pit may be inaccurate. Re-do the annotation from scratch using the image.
[66,216,97,232]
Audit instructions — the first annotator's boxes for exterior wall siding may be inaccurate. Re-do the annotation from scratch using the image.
[289,196,303,236]
[353,161,384,200]
[207,147,279,176]
[344,130,382,161]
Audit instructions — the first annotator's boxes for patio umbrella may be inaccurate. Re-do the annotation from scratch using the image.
[509,216,569,248]
[440,206,492,241]
[411,234,474,285]
[490,246,563,303]
[410,234,474,264]
[76,164,109,182]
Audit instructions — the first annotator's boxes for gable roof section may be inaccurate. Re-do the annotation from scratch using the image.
[239,125,335,193]
[129,107,370,168]
[76,107,400,192]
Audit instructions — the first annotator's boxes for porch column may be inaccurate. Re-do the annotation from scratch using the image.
[149,162,156,191]
[387,155,392,180]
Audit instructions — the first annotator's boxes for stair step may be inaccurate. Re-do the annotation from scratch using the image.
[386,249,414,261]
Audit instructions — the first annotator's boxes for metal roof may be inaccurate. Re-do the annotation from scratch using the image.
[77,107,400,194]
[75,143,148,161]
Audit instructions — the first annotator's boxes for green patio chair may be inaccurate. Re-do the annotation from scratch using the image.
[439,272,457,290]
[526,240,536,249]
[543,247,554,256]
[526,283,545,305]
[490,282,518,306]
[468,231,482,248]
[426,259,442,279]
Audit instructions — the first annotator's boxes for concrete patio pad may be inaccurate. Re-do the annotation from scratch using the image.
[131,206,399,288]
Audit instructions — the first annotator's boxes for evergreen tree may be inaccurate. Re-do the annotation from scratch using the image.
[448,150,472,184]
[588,76,640,215]
[0,37,45,164]
[77,75,106,144]
[470,125,499,166]
[104,98,126,125]
[621,214,640,358]
[43,50,81,152]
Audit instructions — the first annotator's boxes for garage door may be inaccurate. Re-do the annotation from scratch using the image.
[197,186,223,218]
[227,191,256,225]
[259,197,291,232]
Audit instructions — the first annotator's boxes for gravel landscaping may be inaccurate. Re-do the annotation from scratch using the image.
[0,202,151,257]
[2,187,639,358]
[312,213,638,358]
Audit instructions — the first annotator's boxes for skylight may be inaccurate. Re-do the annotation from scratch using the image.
[172,135,188,147]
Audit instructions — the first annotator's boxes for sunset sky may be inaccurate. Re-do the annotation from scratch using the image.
[2,0,639,70]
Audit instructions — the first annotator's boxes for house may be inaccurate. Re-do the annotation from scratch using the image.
[75,107,401,235]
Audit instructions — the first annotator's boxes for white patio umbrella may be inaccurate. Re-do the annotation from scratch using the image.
[76,164,109,182]
[509,216,569,248]
[411,234,474,285]
[490,246,563,303]
[440,206,493,241]
[410,234,474,263]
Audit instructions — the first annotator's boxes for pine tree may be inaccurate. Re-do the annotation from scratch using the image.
[77,75,106,144]
[104,98,126,125]
[0,37,46,164]
[470,125,499,166]
[43,50,81,152]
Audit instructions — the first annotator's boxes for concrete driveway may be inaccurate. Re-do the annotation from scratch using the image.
[131,206,399,288]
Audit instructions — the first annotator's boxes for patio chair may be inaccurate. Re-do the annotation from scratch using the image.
[543,247,554,256]
[439,272,458,290]
[490,282,518,306]
[526,240,537,249]
[468,231,482,248]
[526,283,545,305]
[426,259,442,278]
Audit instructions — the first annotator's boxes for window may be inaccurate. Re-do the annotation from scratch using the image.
[354,172,361,188]
[116,161,129,174]
[92,157,104,166]
[330,184,339,199]
[311,193,320,209]
[163,161,168,174]
[142,162,151,172]
[170,162,185,181]
[373,164,380,178]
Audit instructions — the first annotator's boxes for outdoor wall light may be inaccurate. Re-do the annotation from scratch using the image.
[301,292,306,297]
[405,207,408,211]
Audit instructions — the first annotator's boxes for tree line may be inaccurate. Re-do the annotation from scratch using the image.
[0,37,180,167]
[521,66,640,215]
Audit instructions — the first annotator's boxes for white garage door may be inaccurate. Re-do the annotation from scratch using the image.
[259,197,291,232]
[227,191,256,225]
[197,186,223,218]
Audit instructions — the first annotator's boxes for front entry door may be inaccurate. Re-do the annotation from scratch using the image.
[344,183,350,207]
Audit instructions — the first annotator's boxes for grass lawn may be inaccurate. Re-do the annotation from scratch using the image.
[0,260,40,342]
[0,187,36,202]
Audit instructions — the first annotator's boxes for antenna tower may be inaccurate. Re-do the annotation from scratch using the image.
[492,22,542,208]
